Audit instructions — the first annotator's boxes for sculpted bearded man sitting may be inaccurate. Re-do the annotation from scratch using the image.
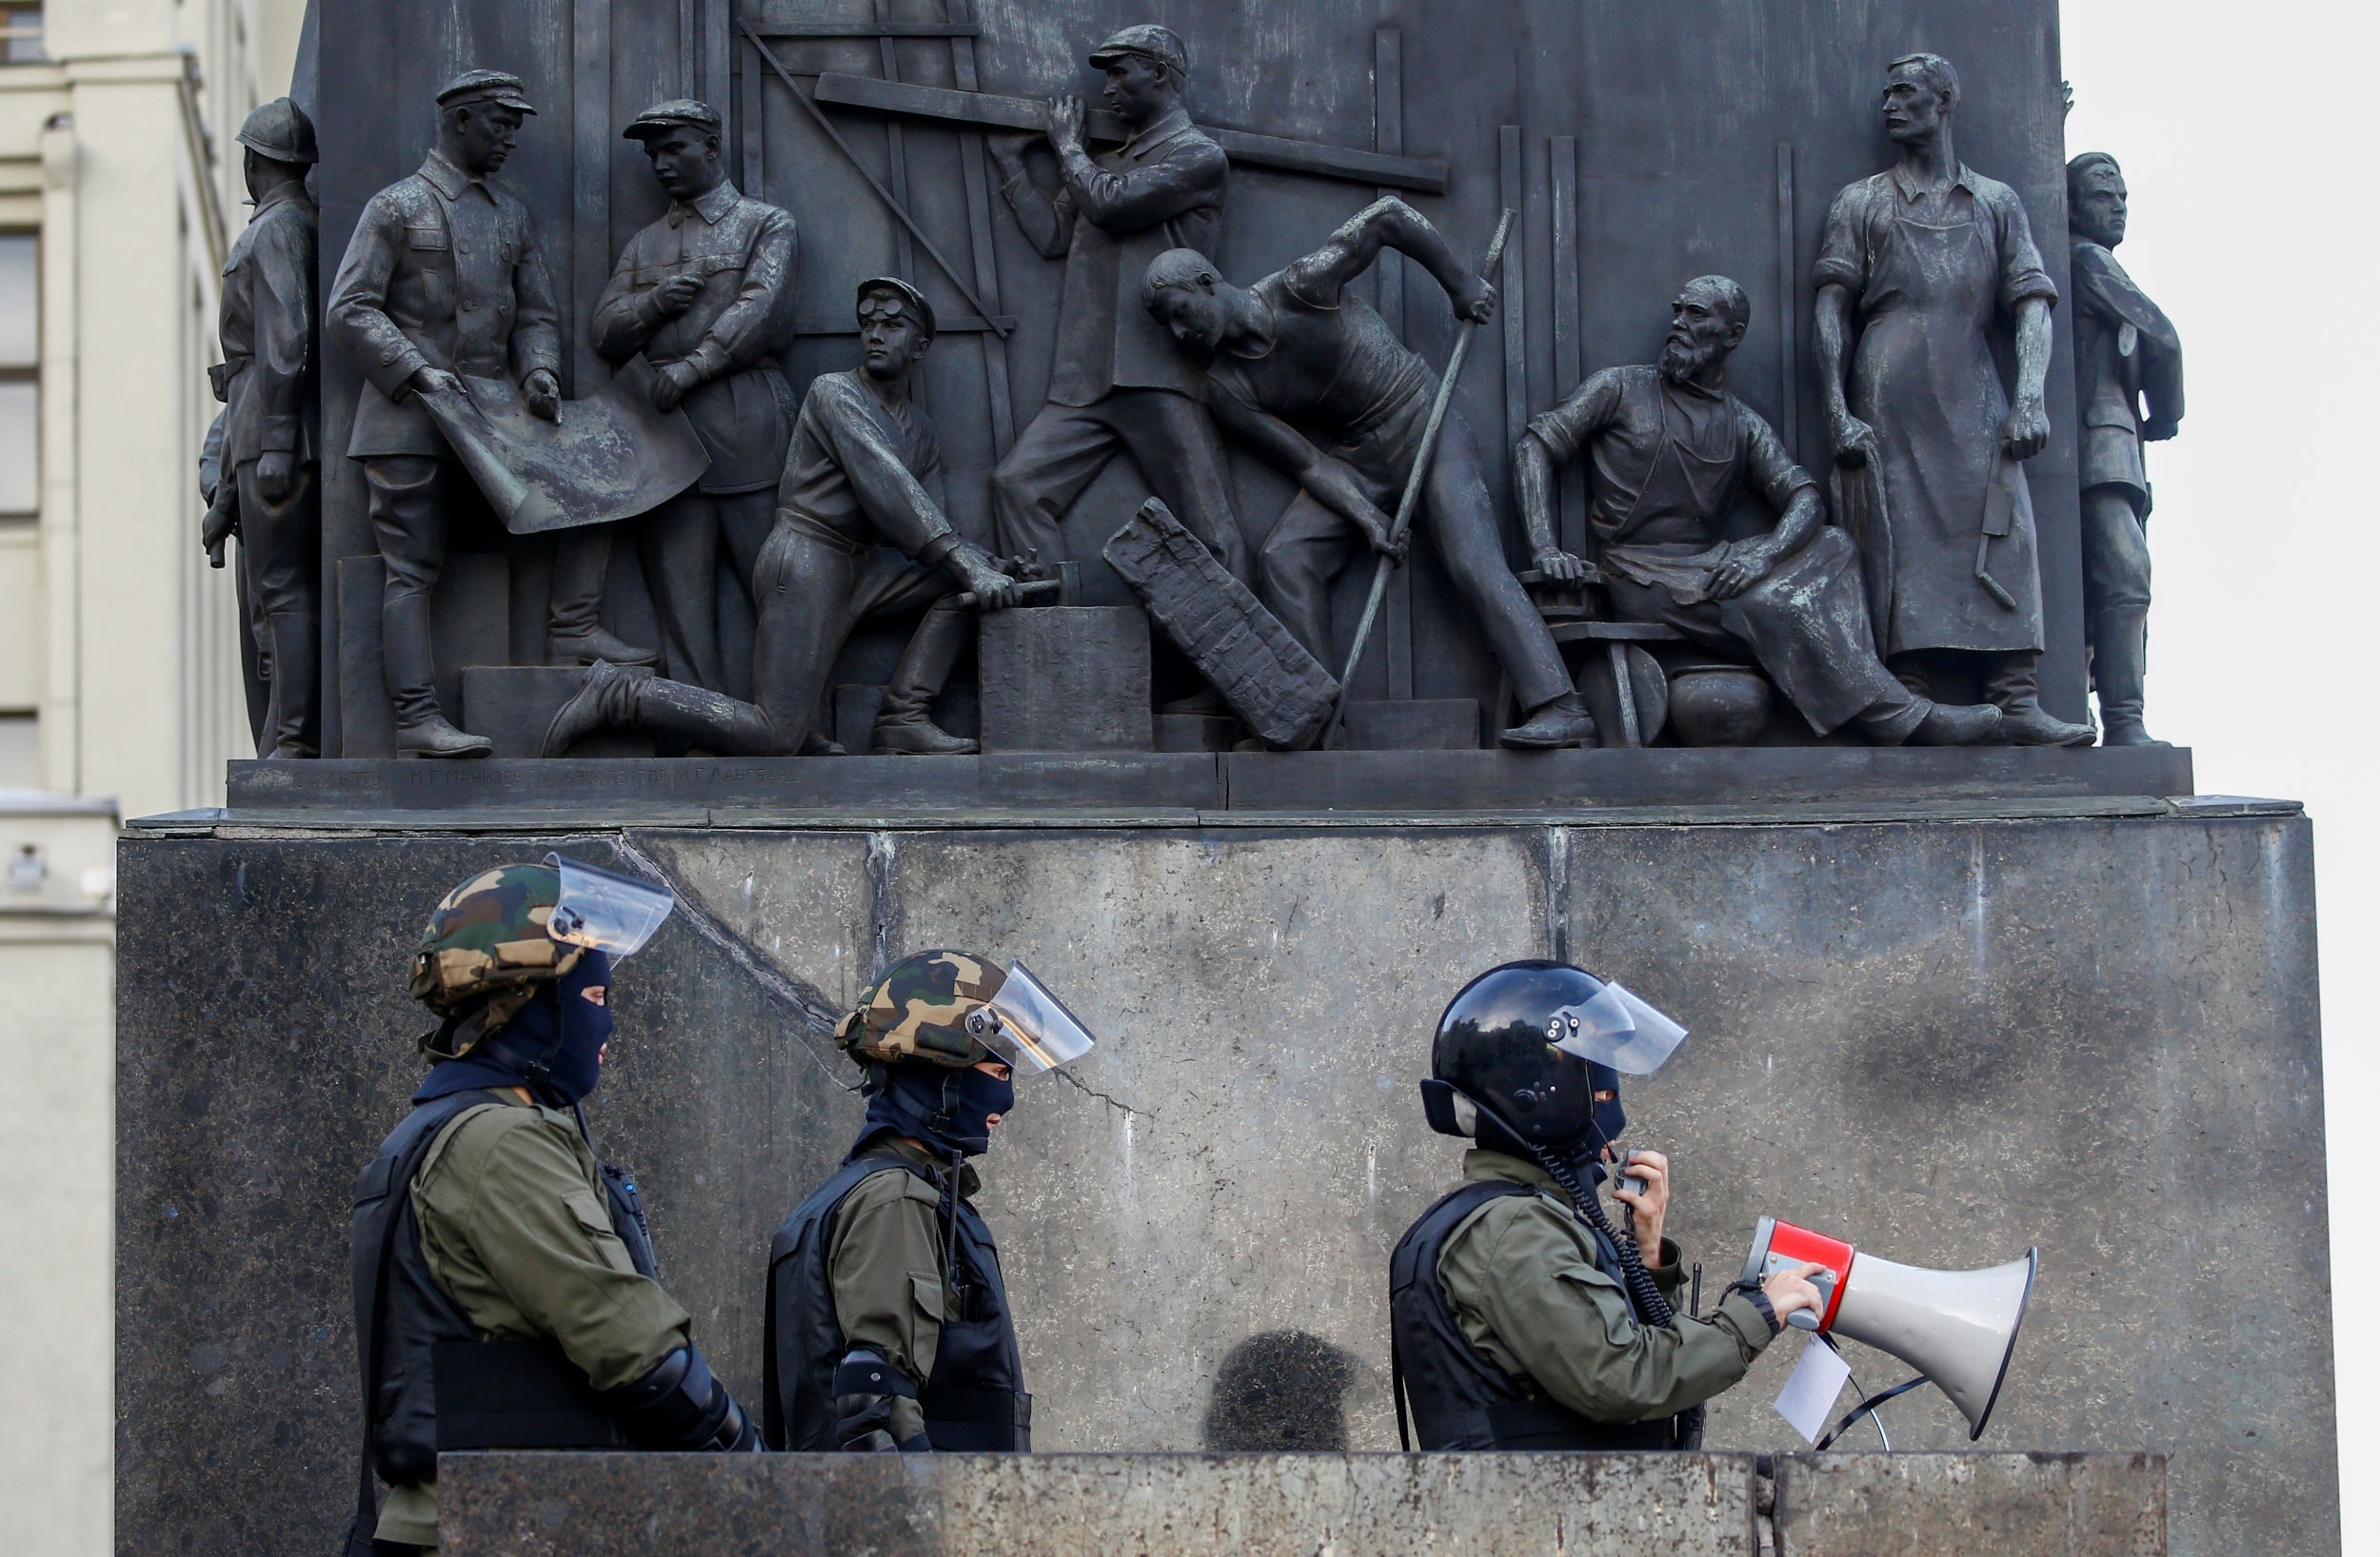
[1515,276,2002,746]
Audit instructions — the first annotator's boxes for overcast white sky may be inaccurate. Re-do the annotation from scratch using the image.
[2060,0,2370,1542]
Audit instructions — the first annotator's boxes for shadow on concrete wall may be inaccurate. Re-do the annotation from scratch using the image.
[1200,1330,1361,1451]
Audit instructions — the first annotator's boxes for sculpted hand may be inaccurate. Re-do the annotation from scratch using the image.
[1533,547,1590,585]
[1609,1149,1670,1261]
[524,368,562,423]
[954,543,1023,611]
[1761,1260,1835,1330]
[1451,274,1497,325]
[650,273,704,317]
[1708,540,1779,601]
[255,450,296,503]
[1045,94,1086,155]
[2142,414,2180,443]
[2000,393,2050,461]
[650,360,701,413]
[408,365,466,399]
[1829,408,1877,467]
[1308,463,1406,562]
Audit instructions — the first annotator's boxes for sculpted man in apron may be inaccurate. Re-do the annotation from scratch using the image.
[1813,53,2096,746]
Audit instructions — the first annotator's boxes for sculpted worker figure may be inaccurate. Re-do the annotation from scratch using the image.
[765,951,1098,1453]
[594,100,800,695]
[1813,53,2095,746]
[328,69,654,759]
[347,859,757,1555]
[1517,277,2002,745]
[1393,961,1829,1451]
[212,97,321,759]
[1141,201,1597,749]
[988,25,1245,580]
[542,279,1021,759]
[2067,152,2182,747]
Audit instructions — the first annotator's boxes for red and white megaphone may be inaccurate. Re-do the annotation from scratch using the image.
[1741,1217,2038,1440]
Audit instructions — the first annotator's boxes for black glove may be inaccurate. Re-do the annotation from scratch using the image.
[604,1342,762,1452]
[832,1349,931,1452]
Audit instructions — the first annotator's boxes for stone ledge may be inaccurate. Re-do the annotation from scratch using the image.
[208,744,2195,822]
[433,1450,2164,1556]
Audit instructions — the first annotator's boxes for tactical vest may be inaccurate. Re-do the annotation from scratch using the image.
[1389,1178,1683,1451]
[763,1151,1030,1452]
[348,1092,661,1501]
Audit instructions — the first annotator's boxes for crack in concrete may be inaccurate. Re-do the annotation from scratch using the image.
[1055,1066,1154,1120]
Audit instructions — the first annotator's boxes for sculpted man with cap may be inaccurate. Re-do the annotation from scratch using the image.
[2066,151,2183,747]
[210,96,321,758]
[987,25,1245,581]
[594,99,801,695]
[328,69,654,759]
[1140,203,1597,749]
[543,279,1022,758]
[1813,53,2094,745]
[1517,276,2003,746]
[347,857,757,1555]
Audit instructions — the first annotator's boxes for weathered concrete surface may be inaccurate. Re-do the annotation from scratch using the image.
[1774,1451,2168,1555]
[432,1451,2166,1556]
[116,807,2328,1555]
[440,1450,1764,1557]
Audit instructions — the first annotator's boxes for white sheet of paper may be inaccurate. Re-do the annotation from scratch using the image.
[1774,1334,1854,1444]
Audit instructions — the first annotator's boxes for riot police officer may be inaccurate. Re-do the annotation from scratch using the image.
[1390,959,1830,1450]
[763,951,1097,1452]
[347,857,757,1556]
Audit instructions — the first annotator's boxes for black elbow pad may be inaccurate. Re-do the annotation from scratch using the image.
[605,1342,762,1452]
[833,1348,930,1452]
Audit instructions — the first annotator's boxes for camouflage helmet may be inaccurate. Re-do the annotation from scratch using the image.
[408,862,585,1015]
[837,950,1005,1069]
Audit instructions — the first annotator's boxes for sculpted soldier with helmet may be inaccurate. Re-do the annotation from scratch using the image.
[1391,961,1830,1449]
[345,858,758,1555]
[764,951,1098,1452]
[208,96,323,759]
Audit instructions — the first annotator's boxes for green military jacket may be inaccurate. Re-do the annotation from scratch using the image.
[376,1093,693,1548]
[826,1136,979,1445]
[1436,1149,1775,1424]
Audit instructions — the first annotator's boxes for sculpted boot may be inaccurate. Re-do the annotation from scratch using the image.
[387,592,491,758]
[2091,607,2170,747]
[872,601,979,756]
[1499,692,1598,750]
[1906,700,2004,746]
[547,525,659,668]
[1983,653,2096,747]
[260,608,319,759]
[541,660,652,757]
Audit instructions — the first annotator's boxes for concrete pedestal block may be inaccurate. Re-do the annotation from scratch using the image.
[979,607,1151,753]
[430,1451,2165,1556]
[1341,698,1479,750]
[461,666,654,759]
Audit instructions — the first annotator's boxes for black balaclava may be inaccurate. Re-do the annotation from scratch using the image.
[859,1059,1015,1159]
[416,950,614,1109]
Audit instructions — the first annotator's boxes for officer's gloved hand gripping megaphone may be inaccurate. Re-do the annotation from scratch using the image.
[1741,1216,2038,1441]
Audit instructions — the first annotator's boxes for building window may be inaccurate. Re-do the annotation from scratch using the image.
[0,233,30,517]
[1,6,40,64]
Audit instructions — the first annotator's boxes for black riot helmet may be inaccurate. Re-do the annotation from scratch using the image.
[1420,959,1688,1163]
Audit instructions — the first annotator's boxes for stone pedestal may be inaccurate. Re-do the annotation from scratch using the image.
[114,793,2330,1557]
[979,607,1152,753]
[432,1450,2164,1556]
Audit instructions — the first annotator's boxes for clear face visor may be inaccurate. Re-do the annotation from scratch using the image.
[1545,979,1688,1076]
[544,854,677,959]
[961,959,1098,1074]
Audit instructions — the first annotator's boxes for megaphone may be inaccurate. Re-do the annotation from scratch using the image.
[1741,1217,2037,1440]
